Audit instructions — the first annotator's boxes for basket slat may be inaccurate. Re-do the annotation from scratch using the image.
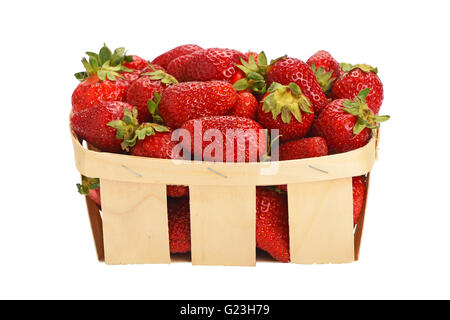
[189,185,256,266]
[287,177,354,264]
[100,179,170,264]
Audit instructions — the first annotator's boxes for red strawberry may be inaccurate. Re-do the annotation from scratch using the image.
[120,69,143,84]
[126,69,178,122]
[311,88,389,154]
[152,44,203,69]
[228,91,258,119]
[127,76,166,117]
[71,101,134,153]
[72,75,129,113]
[167,196,191,253]
[352,176,366,226]
[256,82,315,142]
[130,131,189,198]
[165,53,200,82]
[266,57,329,115]
[158,81,238,128]
[181,116,266,163]
[232,51,284,95]
[124,55,149,71]
[167,48,246,83]
[306,50,341,93]
[72,44,133,113]
[256,187,290,262]
[332,63,383,114]
[278,137,328,161]
[166,185,190,198]
[88,188,101,207]
[77,176,101,207]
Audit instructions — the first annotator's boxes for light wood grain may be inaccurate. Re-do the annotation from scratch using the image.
[288,178,354,264]
[100,179,170,265]
[72,131,376,186]
[189,185,256,266]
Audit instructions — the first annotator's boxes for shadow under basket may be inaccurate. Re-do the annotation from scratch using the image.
[71,130,378,266]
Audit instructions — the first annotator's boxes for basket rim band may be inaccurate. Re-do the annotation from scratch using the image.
[71,130,376,186]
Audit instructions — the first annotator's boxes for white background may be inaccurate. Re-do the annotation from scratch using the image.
[1,0,449,299]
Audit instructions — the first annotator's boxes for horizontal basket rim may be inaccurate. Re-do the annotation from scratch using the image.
[71,129,377,186]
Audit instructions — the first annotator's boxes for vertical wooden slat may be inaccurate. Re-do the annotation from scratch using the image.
[84,195,104,262]
[189,185,256,266]
[100,179,170,265]
[287,178,354,264]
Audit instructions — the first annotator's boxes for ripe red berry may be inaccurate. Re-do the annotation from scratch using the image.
[278,137,328,161]
[181,116,266,163]
[352,176,366,226]
[159,81,238,128]
[266,57,329,115]
[124,55,149,71]
[167,196,191,253]
[167,48,246,83]
[72,44,135,113]
[228,91,258,119]
[72,75,129,113]
[311,88,389,154]
[306,50,341,93]
[152,44,203,69]
[126,76,167,122]
[256,82,315,142]
[332,63,383,114]
[71,101,134,153]
[256,187,290,262]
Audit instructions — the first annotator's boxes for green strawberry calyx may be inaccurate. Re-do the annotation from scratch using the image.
[74,44,134,82]
[107,107,170,151]
[147,92,165,125]
[340,63,378,74]
[342,88,390,137]
[233,52,286,95]
[77,176,100,195]
[262,82,313,124]
[311,63,336,93]
[141,64,179,85]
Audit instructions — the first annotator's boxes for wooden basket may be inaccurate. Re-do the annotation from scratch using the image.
[71,130,377,266]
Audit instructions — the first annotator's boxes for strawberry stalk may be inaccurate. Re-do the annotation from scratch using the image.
[233,52,286,94]
[340,63,378,74]
[141,64,179,85]
[310,63,336,92]
[74,44,134,81]
[262,82,313,123]
[147,92,165,125]
[342,88,389,136]
[77,176,100,195]
[107,107,170,151]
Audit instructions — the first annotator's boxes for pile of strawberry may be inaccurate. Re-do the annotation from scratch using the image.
[71,44,389,262]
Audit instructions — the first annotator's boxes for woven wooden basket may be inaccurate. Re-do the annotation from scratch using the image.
[71,130,377,266]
